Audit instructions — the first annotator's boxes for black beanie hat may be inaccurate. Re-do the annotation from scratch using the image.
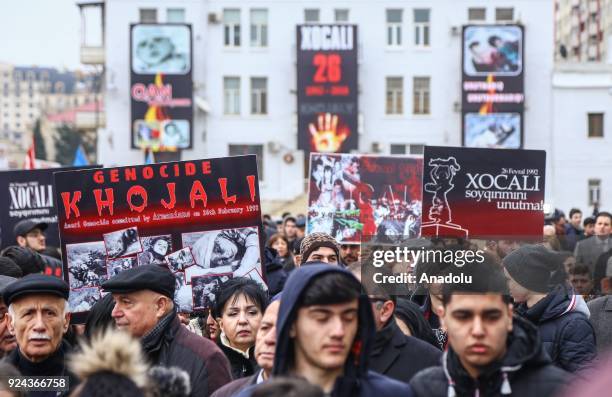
[502,244,562,293]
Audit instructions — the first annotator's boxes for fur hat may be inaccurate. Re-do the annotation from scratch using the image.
[69,328,149,397]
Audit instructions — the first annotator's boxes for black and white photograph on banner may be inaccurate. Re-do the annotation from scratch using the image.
[191,273,233,311]
[107,256,138,278]
[137,234,173,266]
[182,226,260,271]
[165,247,195,272]
[174,271,193,312]
[66,241,108,289]
[69,286,101,313]
[131,24,191,74]
[463,25,522,76]
[464,113,521,149]
[161,120,190,148]
[103,227,143,259]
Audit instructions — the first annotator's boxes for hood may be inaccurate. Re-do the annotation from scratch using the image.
[272,263,375,377]
[444,315,551,396]
[519,284,577,324]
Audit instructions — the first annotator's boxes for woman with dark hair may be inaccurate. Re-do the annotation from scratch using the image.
[394,298,440,349]
[212,277,269,380]
[138,236,171,266]
[84,294,116,341]
[267,234,294,272]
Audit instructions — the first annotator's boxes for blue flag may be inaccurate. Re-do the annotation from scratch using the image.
[145,149,155,164]
[72,145,89,166]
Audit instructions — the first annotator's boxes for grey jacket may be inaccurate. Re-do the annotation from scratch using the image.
[587,295,612,353]
[574,236,611,273]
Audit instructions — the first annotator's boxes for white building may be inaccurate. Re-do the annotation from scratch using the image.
[90,0,567,208]
[552,62,612,215]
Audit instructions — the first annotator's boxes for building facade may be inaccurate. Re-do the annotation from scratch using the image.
[97,0,563,207]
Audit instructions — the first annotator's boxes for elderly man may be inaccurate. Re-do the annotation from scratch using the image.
[101,264,232,395]
[0,276,17,358]
[3,274,79,395]
[211,297,281,397]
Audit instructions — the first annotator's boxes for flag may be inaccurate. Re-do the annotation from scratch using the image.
[144,148,155,164]
[73,145,89,166]
[24,136,36,169]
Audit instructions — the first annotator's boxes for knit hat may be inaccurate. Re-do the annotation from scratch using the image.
[299,232,341,262]
[502,244,562,293]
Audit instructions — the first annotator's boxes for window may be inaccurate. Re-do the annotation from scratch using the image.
[386,77,403,115]
[250,77,267,115]
[468,8,486,21]
[386,9,403,47]
[588,179,601,205]
[495,8,514,22]
[304,9,320,23]
[223,77,241,115]
[413,77,430,114]
[588,113,604,137]
[167,8,185,23]
[390,144,406,154]
[139,8,157,23]
[250,9,268,47]
[335,9,349,22]
[409,144,425,155]
[413,9,430,47]
[229,144,264,180]
[223,9,241,47]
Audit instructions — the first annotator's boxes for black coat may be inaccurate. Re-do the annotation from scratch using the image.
[143,313,232,396]
[515,284,597,372]
[210,371,258,397]
[4,340,79,397]
[218,341,258,380]
[410,316,568,397]
[369,318,441,383]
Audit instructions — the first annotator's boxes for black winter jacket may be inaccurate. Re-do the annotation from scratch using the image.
[369,318,441,383]
[218,339,258,380]
[142,311,232,396]
[515,284,597,372]
[410,316,568,397]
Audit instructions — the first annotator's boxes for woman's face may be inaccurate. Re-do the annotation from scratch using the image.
[272,238,288,257]
[218,294,262,351]
[210,237,238,267]
[153,239,169,256]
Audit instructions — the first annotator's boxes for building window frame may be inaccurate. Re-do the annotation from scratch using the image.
[223,9,241,47]
[223,77,241,115]
[386,9,403,48]
[304,9,320,24]
[588,179,601,206]
[468,7,486,22]
[250,9,268,47]
[250,77,267,115]
[386,76,404,115]
[229,144,264,181]
[413,76,430,115]
[139,8,158,23]
[413,9,430,47]
[495,7,514,22]
[588,112,604,137]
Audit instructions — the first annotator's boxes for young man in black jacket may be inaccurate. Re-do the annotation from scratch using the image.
[410,258,568,397]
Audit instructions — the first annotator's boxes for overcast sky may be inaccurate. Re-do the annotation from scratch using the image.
[0,0,84,70]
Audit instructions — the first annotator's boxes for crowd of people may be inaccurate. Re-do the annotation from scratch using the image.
[2,206,612,396]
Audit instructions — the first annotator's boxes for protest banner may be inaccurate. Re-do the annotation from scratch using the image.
[421,146,545,237]
[307,153,423,244]
[54,155,264,322]
[0,167,97,251]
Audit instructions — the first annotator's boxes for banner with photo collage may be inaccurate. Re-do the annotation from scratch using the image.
[54,156,264,322]
[307,153,423,244]
[297,24,359,157]
[462,25,524,149]
[130,23,193,151]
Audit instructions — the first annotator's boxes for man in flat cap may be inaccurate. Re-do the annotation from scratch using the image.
[0,275,17,358]
[3,274,79,395]
[102,265,232,395]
